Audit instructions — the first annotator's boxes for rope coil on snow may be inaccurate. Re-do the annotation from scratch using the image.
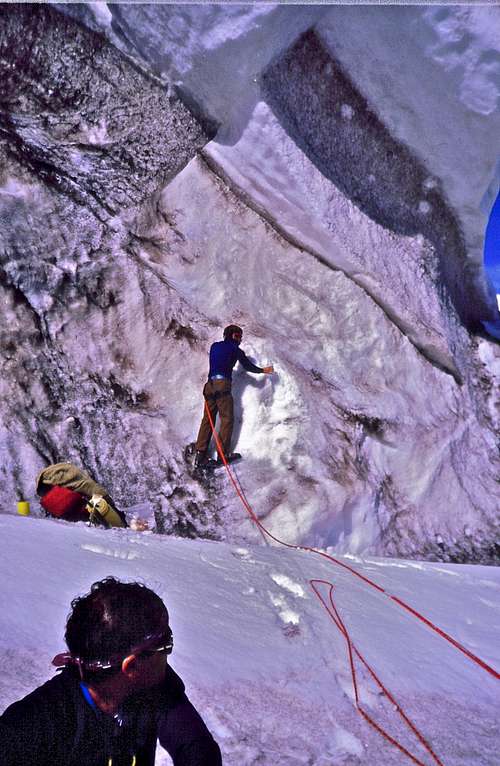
[203,401,499,764]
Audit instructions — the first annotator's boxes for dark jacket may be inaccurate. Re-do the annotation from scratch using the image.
[208,340,262,380]
[0,665,222,766]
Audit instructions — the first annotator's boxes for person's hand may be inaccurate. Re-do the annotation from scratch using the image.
[263,366,274,374]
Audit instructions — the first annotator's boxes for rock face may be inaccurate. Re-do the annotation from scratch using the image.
[0,4,213,215]
[0,3,216,532]
[0,4,499,563]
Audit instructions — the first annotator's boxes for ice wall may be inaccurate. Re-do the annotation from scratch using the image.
[0,4,499,563]
[59,3,500,322]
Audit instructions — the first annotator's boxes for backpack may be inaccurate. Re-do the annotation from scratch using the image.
[40,487,126,528]
[40,485,89,522]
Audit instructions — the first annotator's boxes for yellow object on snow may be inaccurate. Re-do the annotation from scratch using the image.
[17,501,30,516]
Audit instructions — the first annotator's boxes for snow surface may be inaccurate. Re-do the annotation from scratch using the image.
[1,514,499,765]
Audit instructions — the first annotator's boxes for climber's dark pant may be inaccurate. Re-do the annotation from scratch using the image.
[195,379,233,457]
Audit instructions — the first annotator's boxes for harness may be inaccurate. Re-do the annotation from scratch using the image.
[204,376,231,403]
[204,389,231,402]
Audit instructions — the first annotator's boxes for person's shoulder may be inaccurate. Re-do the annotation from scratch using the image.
[134,664,186,716]
[0,672,81,765]
[157,668,222,764]
[1,671,78,724]
[162,664,186,704]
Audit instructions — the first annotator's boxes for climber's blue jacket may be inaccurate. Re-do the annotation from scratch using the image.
[208,339,263,380]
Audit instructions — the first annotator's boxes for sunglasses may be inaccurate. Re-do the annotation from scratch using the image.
[136,632,174,659]
[52,629,173,674]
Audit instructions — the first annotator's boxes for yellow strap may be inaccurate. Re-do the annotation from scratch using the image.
[99,505,126,528]
[85,500,126,528]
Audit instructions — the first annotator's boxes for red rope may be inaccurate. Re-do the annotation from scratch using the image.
[203,401,499,764]
[203,403,500,680]
[310,579,445,766]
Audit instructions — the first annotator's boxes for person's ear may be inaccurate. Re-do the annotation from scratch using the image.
[121,654,140,678]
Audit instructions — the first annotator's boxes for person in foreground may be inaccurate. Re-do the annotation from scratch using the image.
[194,324,274,468]
[0,578,222,766]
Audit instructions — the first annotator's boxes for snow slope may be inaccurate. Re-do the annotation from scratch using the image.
[1,514,499,765]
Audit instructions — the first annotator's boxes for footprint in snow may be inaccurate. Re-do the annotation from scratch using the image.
[231,547,257,564]
[270,572,306,598]
[267,573,307,638]
[80,543,141,560]
[268,591,302,637]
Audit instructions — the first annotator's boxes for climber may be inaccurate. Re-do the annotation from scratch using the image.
[194,324,274,468]
[0,577,222,766]
[36,462,127,527]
